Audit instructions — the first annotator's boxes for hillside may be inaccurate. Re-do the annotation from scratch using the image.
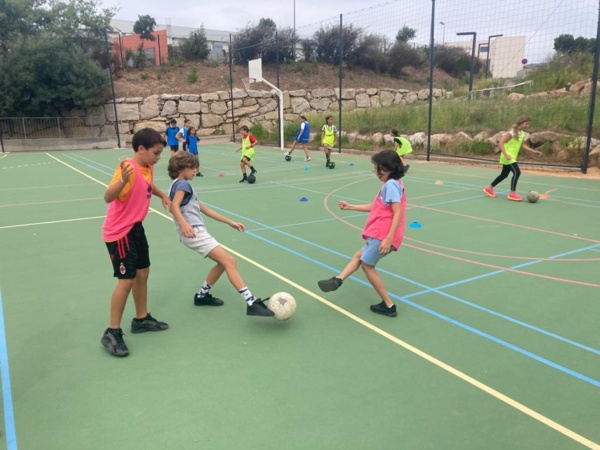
[112,61,459,98]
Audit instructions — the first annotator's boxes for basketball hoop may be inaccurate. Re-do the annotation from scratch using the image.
[242,77,256,92]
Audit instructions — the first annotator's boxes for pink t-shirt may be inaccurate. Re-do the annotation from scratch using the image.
[102,160,153,242]
[362,179,406,250]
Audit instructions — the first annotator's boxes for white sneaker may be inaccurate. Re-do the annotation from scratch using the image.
[284,151,290,156]
[304,157,311,162]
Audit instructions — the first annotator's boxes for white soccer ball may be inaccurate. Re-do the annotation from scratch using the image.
[268,292,297,321]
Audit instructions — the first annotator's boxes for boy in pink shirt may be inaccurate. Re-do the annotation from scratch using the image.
[318,150,406,317]
[101,128,171,357]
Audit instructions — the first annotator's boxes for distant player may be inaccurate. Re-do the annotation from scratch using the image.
[186,126,203,177]
[177,118,192,152]
[321,115,337,167]
[235,125,258,183]
[285,115,311,162]
[391,128,413,173]
[165,119,180,156]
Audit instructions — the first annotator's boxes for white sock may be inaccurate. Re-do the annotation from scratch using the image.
[198,281,212,297]
[239,287,255,305]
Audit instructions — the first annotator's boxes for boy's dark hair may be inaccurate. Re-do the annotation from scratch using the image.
[372,149,405,180]
[300,115,307,121]
[239,125,249,132]
[168,151,200,180]
[132,128,166,152]
[183,118,191,124]
[169,119,177,125]
[325,115,333,121]
[391,128,399,136]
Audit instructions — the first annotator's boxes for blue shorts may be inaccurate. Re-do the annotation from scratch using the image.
[360,237,395,266]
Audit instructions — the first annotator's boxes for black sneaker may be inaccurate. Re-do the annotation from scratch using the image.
[403,164,410,174]
[101,328,129,357]
[318,277,343,292]
[196,172,204,177]
[250,168,257,175]
[370,302,397,317]
[239,177,247,183]
[130,313,169,334]
[194,292,224,306]
[326,160,331,167]
[246,298,275,317]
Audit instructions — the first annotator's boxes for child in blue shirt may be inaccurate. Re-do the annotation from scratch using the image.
[186,127,203,177]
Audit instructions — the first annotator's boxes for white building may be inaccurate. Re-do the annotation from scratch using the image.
[447,36,526,79]
[110,19,234,61]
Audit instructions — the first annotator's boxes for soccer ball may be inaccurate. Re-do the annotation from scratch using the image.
[328,161,336,169]
[267,292,297,321]
[285,155,292,162]
[527,190,540,203]
[247,174,256,184]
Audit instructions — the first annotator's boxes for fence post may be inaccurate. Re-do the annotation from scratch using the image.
[22,118,26,139]
[104,29,121,148]
[337,14,343,154]
[57,117,61,138]
[583,0,600,174]
[426,0,436,161]
[229,34,236,143]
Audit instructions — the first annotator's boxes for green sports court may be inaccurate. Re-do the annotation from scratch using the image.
[0,143,599,450]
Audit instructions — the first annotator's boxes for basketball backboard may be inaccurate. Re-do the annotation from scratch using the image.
[248,58,263,82]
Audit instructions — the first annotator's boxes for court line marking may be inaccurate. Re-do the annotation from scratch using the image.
[0,288,18,450]
[248,211,600,357]
[0,197,101,209]
[222,240,600,450]
[243,226,600,382]
[0,216,105,230]
[47,152,600,449]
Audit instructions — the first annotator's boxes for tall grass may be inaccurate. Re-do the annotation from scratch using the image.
[250,93,598,149]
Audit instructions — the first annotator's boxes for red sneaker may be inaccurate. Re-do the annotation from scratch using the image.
[507,192,523,201]
[483,186,496,198]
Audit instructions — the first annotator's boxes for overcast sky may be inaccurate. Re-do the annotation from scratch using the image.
[102,0,598,63]
[104,0,358,32]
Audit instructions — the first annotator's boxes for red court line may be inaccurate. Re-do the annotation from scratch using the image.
[323,179,600,288]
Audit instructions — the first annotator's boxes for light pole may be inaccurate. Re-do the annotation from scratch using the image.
[439,22,445,45]
[293,0,296,60]
[485,34,503,79]
[457,31,476,98]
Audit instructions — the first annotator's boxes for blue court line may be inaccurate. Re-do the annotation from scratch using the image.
[213,200,600,357]
[200,201,600,386]
[60,155,600,371]
[240,229,600,388]
[403,244,600,356]
[60,155,599,358]
[0,289,18,450]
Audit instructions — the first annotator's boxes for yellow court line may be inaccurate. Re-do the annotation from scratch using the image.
[46,152,600,450]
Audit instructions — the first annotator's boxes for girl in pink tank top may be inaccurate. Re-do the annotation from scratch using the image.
[317,150,406,317]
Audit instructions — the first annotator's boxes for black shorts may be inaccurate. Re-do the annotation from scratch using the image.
[170,144,179,151]
[105,222,150,279]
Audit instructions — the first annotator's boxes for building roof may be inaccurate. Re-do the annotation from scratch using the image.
[110,19,234,43]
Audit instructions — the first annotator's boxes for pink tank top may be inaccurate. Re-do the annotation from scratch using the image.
[362,179,406,250]
[102,160,153,242]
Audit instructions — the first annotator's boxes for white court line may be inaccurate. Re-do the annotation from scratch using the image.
[45,152,600,450]
[0,215,105,230]
[0,197,100,208]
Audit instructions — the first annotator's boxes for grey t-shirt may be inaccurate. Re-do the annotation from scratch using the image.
[168,179,205,234]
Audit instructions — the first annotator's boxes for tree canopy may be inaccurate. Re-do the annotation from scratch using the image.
[0,0,115,117]
[133,14,157,41]
[554,34,596,54]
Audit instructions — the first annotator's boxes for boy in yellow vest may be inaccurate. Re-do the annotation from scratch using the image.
[235,125,258,183]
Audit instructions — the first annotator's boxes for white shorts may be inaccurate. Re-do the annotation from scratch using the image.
[179,225,220,257]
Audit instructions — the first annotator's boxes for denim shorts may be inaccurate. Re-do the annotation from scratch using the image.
[359,237,395,266]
